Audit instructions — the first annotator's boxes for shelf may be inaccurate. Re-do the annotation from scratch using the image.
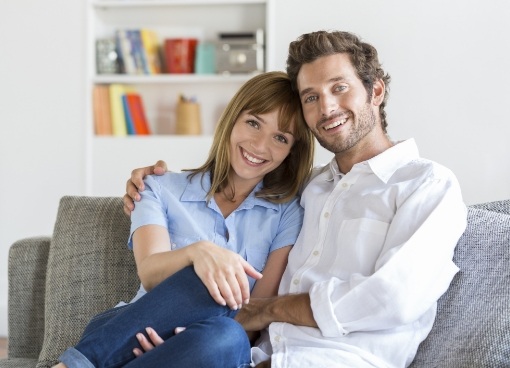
[87,0,272,195]
[93,73,258,84]
[91,0,266,9]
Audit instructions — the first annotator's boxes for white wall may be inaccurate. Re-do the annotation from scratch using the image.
[0,2,86,336]
[274,0,510,204]
[0,0,509,337]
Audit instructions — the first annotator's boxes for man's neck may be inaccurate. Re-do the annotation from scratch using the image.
[335,133,393,174]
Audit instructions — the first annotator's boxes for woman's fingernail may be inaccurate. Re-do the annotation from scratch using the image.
[175,327,186,334]
[136,333,143,341]
[244,299,250,304]
[146,327,153,335]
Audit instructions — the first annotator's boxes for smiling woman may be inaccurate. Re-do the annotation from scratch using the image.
[51,71,316,368]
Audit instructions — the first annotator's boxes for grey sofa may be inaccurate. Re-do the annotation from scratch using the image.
[1,196,509,368]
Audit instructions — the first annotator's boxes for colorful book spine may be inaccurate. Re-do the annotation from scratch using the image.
[126,93,151,135]
[92,85,112,135]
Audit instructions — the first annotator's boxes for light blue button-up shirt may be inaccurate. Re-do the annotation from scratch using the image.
[128,170,303,302]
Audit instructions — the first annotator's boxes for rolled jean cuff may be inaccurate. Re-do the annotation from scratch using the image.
[59,347,95,368]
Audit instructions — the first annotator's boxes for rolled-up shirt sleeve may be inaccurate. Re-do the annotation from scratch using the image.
[128,175,168,249]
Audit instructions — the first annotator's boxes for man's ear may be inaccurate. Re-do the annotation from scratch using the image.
[371,79,385,106]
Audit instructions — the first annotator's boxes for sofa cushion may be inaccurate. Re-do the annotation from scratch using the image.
[410,207,510,367]
[471,199,510,215]
[8,237,50,361]
[36,196,139,368]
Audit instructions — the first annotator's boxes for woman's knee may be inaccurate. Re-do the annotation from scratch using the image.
[205,316,249,347]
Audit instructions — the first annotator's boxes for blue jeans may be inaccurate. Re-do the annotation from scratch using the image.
[59,266,251,368]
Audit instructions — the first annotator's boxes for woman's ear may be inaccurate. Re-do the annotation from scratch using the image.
[371,79,385,106]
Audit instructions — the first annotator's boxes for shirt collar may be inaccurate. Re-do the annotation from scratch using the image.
[366,138,419,183]
[323,138,420,183]
[181,171,279,211]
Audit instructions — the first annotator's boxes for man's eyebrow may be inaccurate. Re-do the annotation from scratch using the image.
[299,76,348,97]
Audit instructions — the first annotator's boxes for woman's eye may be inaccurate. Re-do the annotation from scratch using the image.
[247,120,260,129]
[275,135,288,144]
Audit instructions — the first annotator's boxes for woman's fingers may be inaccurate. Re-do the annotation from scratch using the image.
[133,327,164,357]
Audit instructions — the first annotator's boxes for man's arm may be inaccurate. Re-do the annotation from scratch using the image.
[123,160,167,215]
[235,293,317,332]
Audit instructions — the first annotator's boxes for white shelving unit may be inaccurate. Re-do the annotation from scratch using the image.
[86,0,274,196]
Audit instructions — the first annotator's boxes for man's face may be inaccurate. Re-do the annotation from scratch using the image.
[296,53,380,155]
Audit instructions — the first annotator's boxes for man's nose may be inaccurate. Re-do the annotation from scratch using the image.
[320,94,338,116]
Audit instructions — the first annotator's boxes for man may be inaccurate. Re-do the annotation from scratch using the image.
[125,31,467,367]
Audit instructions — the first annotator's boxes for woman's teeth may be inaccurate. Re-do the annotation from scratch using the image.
[243,150,264,164]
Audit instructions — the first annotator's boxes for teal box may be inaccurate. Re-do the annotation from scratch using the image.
[194,43,216,74]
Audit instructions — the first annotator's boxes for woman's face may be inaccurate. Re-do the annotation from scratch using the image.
[229,109,295,188]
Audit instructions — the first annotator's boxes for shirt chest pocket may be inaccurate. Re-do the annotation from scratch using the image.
[245,247,270,274]
[332,218,389,277]
[167,229,202,250]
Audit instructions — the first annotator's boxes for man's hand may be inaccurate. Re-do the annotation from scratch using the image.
[123,160,168,216]
[235,294,317,331]
[235,298,274,331]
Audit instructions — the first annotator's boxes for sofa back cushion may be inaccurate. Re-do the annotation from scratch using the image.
[36,196,139,368]
[410,205,510,367]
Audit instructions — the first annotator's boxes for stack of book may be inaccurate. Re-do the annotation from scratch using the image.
[114,29,162,75]
[93,84,151,136]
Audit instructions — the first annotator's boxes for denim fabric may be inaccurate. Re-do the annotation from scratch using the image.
[58,267,251,368]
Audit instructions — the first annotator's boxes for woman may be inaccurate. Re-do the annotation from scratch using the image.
[53,71,314,368]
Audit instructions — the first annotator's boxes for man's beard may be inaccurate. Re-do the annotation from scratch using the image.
[314,103,377,154]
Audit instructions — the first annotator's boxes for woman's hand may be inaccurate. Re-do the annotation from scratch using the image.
[190,241,262,310]
[123,160,168,216]
[133,327,165,357]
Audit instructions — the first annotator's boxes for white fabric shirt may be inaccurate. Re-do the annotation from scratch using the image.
[252,139,467,368]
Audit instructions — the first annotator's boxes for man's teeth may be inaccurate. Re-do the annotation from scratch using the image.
[324,118,347,130]
[243,150,264,164]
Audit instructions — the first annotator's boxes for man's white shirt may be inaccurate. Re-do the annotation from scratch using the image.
[252,139,467,368]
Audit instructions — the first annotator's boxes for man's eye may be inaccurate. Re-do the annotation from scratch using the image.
[335,85,347,92]
[304,95,317,103]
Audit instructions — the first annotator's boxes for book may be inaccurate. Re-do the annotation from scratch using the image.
[109,84,129,136]
[92,85,112,135]
[125,93,151,135]
[140,29,162,74]
[122,94,136,135]
[128,29,147,74]
[115,30,137,74]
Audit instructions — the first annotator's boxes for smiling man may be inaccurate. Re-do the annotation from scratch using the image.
[233,31,467,368]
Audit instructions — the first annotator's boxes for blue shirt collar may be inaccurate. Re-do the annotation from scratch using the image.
[181,171,279,211]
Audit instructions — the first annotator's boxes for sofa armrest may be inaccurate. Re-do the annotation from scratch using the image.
[7,237,50,360]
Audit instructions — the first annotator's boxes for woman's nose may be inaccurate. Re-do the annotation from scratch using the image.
[250,134,268,152]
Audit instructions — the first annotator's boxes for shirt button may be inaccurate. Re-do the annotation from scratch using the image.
[313,250,319,256]
[293,279,299,285]
[324,212,330,218]
[171,243,176,250]
[275,335,281,342]
[342,183,348,188]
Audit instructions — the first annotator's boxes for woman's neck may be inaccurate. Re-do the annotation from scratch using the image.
[214,180,255,218]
